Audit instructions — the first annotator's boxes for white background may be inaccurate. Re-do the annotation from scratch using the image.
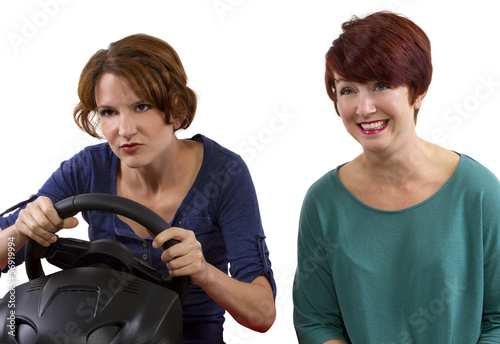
[1,0,499,342]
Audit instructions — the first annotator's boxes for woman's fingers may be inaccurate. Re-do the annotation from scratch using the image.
[16,206,56,246]
[152,226,189,250]
[166,249,205,275]
[62,216,79,229]
[14,196,77,247]
[152,227,208,284]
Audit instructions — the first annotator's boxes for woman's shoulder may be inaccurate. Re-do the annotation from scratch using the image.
[190,134,240,160]
[77,142,113,159]
[190,134,247,175]
[456,153,500,189]
[305,165,346,200]
[62,142,115,169]
[82,141,110,150]
[187,134,252,190]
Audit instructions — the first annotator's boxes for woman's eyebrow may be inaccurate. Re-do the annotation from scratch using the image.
[129,99,146,107]
[96,99,146,109]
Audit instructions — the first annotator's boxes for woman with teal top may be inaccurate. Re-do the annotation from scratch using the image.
[293,11,500,343]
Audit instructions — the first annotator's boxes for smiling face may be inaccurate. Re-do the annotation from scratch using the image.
[324,12,432,126]
[334,73,424,156]
[95,73,182,170]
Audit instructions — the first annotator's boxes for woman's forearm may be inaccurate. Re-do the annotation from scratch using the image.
[198,264,276,332]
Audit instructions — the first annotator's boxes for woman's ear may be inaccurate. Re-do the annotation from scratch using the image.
[171,113,185,131]
[413,90,428,109]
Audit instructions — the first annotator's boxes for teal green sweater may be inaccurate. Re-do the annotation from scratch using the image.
[293,154,500,343]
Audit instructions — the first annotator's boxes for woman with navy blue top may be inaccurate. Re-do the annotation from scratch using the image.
[0,34,276,343]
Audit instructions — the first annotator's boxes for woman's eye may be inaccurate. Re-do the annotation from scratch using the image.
[339,88,354,96]
[375,83,391,91]
[136,104,152,112]
[99,109,115,117]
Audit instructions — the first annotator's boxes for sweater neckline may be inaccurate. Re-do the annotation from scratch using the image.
[333,152,464,214]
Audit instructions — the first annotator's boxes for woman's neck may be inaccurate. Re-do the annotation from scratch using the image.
[359,137,435,187]
[118,138,202,195]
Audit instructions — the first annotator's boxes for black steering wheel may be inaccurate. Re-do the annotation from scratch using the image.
[24,193,190,303]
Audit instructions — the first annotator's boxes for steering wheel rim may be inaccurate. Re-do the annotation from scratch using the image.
[24,193,190,302]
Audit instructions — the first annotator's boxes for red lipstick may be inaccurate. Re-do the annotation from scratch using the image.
[357,120,389,135]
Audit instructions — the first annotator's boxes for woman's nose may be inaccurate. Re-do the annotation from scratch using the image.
[356,93,377,117]
[118,113,138,138]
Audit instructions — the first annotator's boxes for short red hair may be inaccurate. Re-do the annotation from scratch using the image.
[325,11,432,120]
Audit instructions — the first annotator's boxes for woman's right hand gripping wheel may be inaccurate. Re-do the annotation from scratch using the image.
[14,196,79,247]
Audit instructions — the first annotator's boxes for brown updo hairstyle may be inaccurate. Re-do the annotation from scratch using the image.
[73,34,197,138]
[325,11,432,122]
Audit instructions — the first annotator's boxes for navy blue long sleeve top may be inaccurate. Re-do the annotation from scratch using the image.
[1,134,276,343]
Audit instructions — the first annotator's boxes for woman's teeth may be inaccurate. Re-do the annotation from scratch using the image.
[360,120,387,130]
